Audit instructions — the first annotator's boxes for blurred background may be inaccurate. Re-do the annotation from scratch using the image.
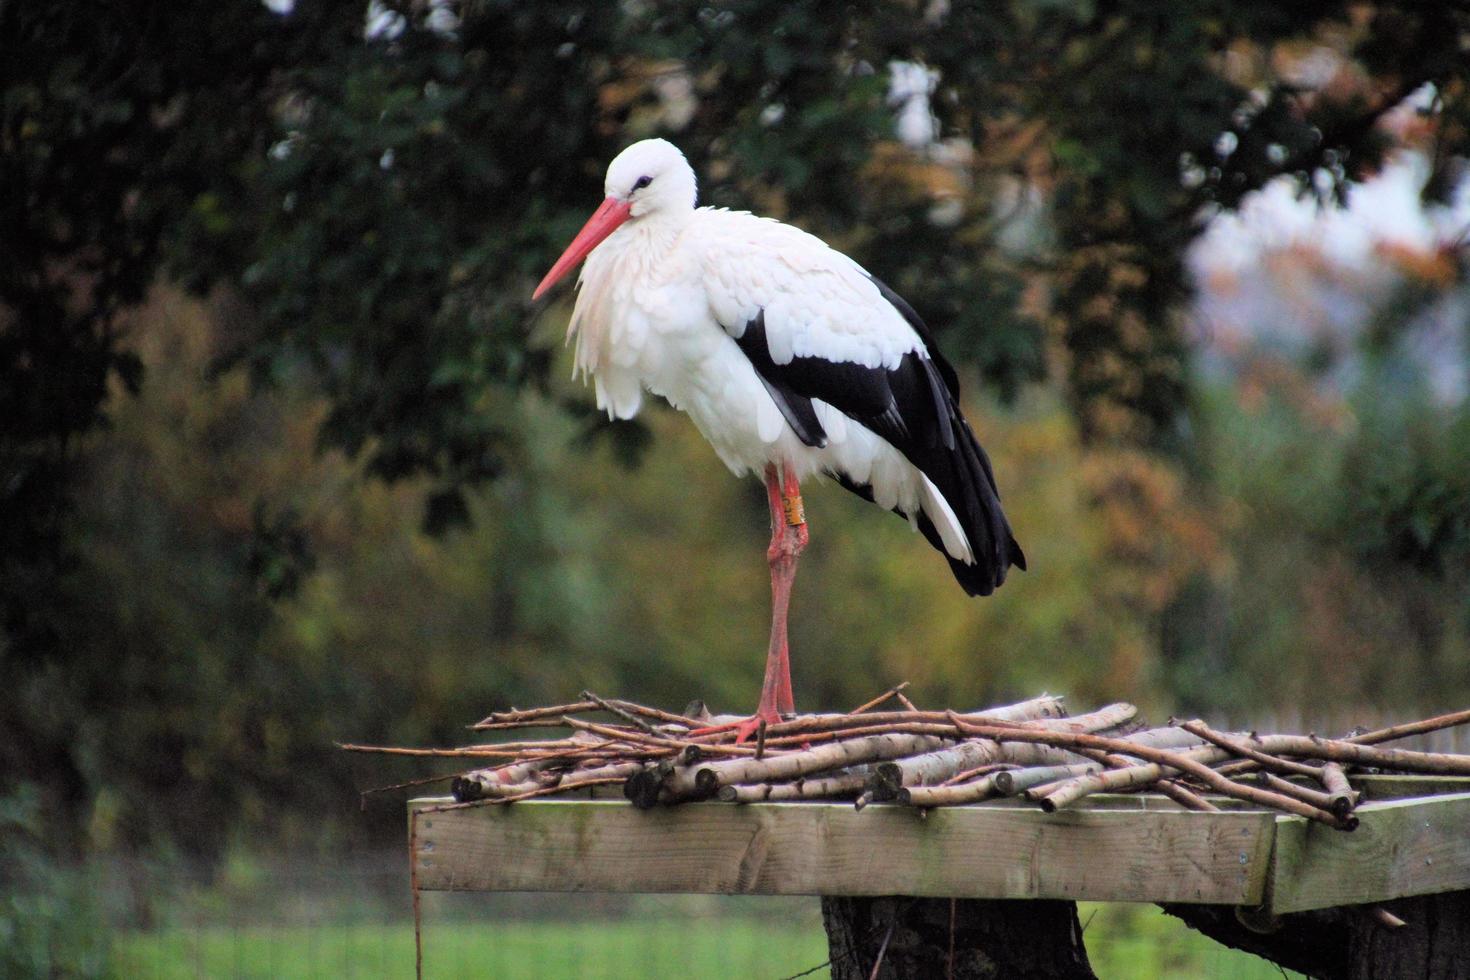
[4,1,1469,976]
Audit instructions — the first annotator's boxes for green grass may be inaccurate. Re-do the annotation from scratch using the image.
[115,919,827,979]
[1081,904,1304,980]
[114,905,1306,979]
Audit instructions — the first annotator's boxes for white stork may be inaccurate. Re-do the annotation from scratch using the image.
[534,139,1025,740]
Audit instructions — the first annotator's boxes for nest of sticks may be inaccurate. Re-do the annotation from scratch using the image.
[346,687,1470,829]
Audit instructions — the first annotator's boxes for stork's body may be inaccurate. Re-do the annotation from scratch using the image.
[536,140,1025,738]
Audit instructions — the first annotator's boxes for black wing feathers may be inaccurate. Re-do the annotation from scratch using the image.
[731,277,1026,596]
[735,311,829,448]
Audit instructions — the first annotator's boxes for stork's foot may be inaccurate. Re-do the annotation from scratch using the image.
[731,708,783,745]
[689,705,788,744]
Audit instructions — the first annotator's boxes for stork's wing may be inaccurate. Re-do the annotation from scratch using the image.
[692,209,1025,595]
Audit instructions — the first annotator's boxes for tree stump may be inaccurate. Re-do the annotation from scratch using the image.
[821,895,1096,980]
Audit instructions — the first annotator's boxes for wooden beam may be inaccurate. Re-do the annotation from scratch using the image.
[1269,791,1470,913]
[411,798,1273,905]
[1350,774,1470,801]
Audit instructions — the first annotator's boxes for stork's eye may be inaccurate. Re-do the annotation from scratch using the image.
[632,175,653,191]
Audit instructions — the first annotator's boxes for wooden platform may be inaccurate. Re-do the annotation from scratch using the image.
[409,777,1470,913]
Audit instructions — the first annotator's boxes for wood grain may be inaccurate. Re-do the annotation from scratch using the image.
[1269,791,1470,913]
[411,798,1273,904]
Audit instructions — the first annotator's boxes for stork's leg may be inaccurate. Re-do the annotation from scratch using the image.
[737,462,807,742]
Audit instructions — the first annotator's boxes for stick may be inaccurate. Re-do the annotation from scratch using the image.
[850,681,910,715]
[410,811,423,980]
[1040,746,1231,810]
[993,763,1101,796]
[938,763,1016,787]
[581,690,658,733]
[693,697,1069,744]
[470,701,600,729]
[756,708,1138,751]
[1214,708,1470,778]
[761,722,968,748]
[359,769,471,798]
[948,717,1352,828]
[1242,734,1470,776]
[1318,763,1361,816]
[1370,906,1408,929]
[454,733,605,789]
[1043,702,1137,734]
[604,699,716,729]
[1177,720,1325,779]
[903,774,1003,807]
[1248,771,1352,816]
[869,740,1084,802]
[481,775,629,805]
[1109,726,1209,752]
[337,743,626,760]
[1347,707,1470,747]
[562,717,761,758]
[719,770,873,802]
[624,759,683,809]
[1156,780,1221,812]
[453,774,541,801]
[663,732,957,802]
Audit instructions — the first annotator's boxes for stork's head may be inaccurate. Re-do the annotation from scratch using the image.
[533,139,697,300]
[604,138,698,218]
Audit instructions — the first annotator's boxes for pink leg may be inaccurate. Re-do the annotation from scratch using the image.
[737,463,807,742]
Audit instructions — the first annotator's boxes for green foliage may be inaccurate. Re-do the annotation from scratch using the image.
[1162,294,1470,712]
[1339,374,1470,582]
[0,788,113,978]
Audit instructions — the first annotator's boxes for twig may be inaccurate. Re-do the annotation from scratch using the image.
[938,763,1016,787]
[471,701,599,729]
[368,694,1470,823]
[486,775,630,804]
[1239,734,1470,777]
[1370,906,1407,929]
[359,769,470,799]
[1043,702,1137,734]
[1348,707,1470,747]
[757,707,1139,752]
[1318,763,1360,816]
[663,732,957,803]
[1040,746,1230,810]
[947,897,956,980]
[694,697,1068,745]
[1249,771,1353,816]
[994,763,1101,796]
[562,717,761,758]
[869,740,1084,804]
[409,810,423,980]
[719,770,872,802]
[337,742,619,760]
[868,914,897,980]
[850,681,910,715]
[1156,780,1221,812]
[581,690,657,733]
[604,699,715,729]
[1178,720,1326,779]
[948,715,1353,829]
[903,774,1003,807]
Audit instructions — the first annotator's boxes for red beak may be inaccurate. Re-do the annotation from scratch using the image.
[533,197,633,300]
